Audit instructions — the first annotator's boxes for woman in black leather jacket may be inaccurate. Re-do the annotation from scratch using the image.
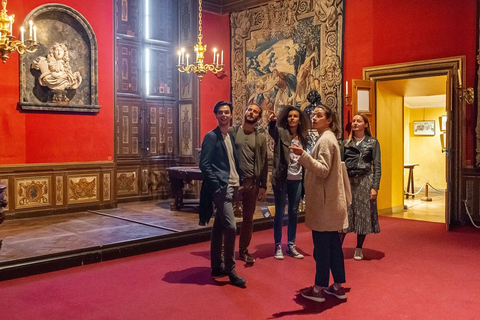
[340,113,381,260]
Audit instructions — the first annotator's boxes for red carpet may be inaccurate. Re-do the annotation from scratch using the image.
[0,216,479,320]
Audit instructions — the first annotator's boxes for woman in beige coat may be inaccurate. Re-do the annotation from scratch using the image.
[290,104,348,302]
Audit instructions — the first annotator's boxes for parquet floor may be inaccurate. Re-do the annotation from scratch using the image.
[0,199,270,266]
[380,189,445,223]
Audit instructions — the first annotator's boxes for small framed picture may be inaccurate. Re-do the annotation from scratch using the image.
[413,120,435,136]
[440,115,447,131]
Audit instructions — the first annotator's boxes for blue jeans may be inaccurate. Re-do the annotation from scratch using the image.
[273,180,302,245]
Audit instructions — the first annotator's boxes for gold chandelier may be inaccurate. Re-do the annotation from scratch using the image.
[0,0,38,64]
[177,0,223,81]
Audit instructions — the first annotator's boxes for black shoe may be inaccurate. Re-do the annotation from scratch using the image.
[228,271,246,287]
[211,268,228,279]
[239,250,255,264]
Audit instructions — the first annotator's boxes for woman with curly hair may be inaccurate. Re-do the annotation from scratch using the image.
[268,105,310,259]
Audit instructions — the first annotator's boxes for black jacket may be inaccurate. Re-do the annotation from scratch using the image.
[340,136,381,190]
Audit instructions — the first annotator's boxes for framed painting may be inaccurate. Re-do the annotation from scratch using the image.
[440,115,447,131]
[413,121,435,136]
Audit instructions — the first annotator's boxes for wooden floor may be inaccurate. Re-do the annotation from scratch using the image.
[0,199,272,277]
[379,189,445,223]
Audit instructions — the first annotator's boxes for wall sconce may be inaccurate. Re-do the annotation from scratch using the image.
[0,0,38,64]
[457,69,474,105]
[345,80,352,106]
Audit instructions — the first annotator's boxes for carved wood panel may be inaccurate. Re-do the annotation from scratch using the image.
[116,99,143,158]
[146,101,175,157]
[116,0,140,37]
[117,42,140,95]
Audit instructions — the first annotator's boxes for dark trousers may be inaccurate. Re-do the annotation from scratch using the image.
[238,177,259,253]
[211,186,236,273]
[312,231,346,287]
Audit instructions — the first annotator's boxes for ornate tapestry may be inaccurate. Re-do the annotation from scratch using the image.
[230,0,344,128]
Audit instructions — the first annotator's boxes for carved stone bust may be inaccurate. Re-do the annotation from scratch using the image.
[31,43,82,103]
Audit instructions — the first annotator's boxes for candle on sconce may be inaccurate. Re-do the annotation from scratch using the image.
[29,20,33,39]
[181,48,185,64]
[216,53,219,66]
[213,48,217,64]
[20,26,24,43]
[186,53,189,66]
[457,69,462,87]
[33,26,37,42]
[346,81,349,95]
[9,17,12,34]
[221,50,223,65]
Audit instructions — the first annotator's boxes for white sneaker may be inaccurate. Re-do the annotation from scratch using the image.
[354,248,363,260]
[274,244,284,260]
[286,244,304,259]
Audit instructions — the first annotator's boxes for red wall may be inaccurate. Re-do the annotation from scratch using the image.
[202,0,477,163]
[199,12,231,140]
[0,0,113,164]
[343,0,477,163]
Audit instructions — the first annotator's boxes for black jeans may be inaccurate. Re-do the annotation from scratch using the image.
[312,231,346,287]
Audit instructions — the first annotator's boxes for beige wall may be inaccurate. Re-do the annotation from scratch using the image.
[376,83,404,213]
[404,107,447,190]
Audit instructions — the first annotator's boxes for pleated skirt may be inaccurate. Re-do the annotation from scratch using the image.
[344,172,380,234]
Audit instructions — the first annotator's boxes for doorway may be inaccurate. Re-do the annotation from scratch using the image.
[362,57,464,229]
[375,76,447,223]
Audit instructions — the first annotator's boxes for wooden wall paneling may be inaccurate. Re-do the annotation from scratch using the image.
[115,99,144,158]
[117,42,141,96]
[116,0,141,37]
[146,101,176,157]
[147,0,175,43]
[147,48,175,97]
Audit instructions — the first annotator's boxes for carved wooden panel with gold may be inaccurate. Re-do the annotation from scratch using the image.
[15,177,51,209]
[116,0,140,37]
[117,171,138,195]
[68,175,99,204]
[56,175,63,205]
[117,43,140,95]
[103,173,111,201]
[146,101,175,156]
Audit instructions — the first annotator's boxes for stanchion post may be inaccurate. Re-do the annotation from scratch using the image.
[421,183,432,202]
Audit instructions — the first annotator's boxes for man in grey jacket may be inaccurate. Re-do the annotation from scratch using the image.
[229,103,268,264]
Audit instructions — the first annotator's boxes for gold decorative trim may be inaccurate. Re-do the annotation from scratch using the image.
[56,175,64,205]
[103,173,111,201]
[68,175,99,204]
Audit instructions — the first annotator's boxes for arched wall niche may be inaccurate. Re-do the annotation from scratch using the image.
[18,4,100,113]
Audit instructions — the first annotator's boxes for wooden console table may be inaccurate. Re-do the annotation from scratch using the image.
[166,166,203,211]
